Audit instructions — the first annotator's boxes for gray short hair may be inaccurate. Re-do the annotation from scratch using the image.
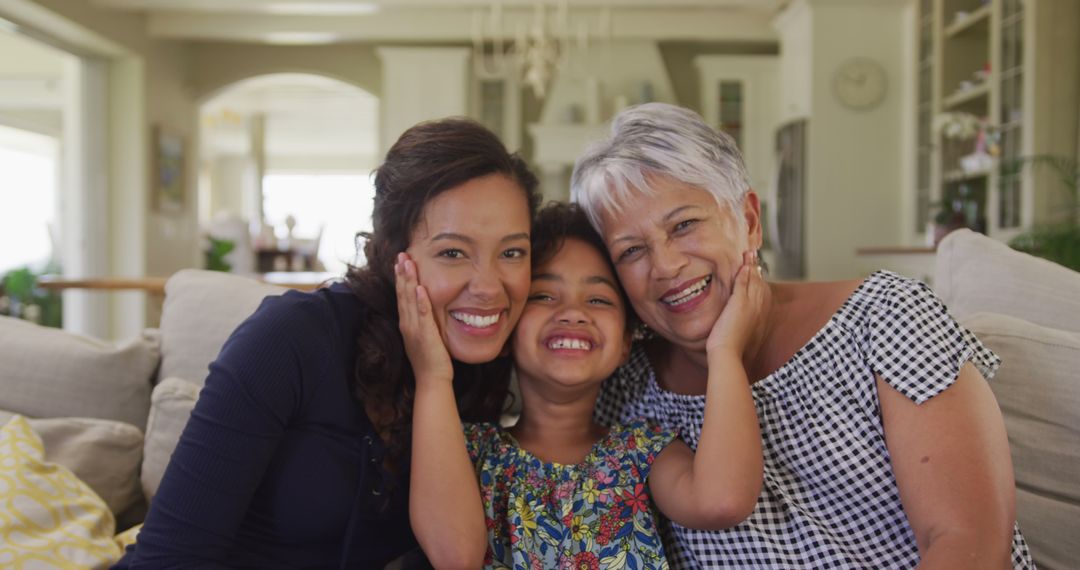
[570,102,751,233]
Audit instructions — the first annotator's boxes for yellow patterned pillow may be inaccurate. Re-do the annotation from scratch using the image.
[0,415,122,569]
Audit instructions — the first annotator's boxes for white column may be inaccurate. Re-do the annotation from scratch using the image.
[375,47,471,155]
[244,113,266,227]
[61,56,109,339]
[108,55,147,341]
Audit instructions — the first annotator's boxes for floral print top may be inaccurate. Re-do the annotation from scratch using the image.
[463,419,676,570]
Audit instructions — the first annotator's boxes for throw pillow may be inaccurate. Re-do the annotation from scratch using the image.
[962,312,1080,570]
[0,415,122,569]
[159,269,285,386]
[0,316,158,429]
[141,377,201,501]
[0,410,143,517]
[936,228,1080,332]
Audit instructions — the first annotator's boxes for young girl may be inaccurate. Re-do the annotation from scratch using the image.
[396,203,764,568]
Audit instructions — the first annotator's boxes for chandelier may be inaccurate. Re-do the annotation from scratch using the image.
[472,0,611,100]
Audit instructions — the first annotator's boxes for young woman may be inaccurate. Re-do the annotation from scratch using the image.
[397,203,764,568]
[114,118,542,569]
[573,102,1033,569]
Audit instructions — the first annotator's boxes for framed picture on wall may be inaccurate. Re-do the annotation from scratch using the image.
[153,125,185,212]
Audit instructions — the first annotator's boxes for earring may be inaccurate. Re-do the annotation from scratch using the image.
[632,322,653,341]
[755,249,769,277]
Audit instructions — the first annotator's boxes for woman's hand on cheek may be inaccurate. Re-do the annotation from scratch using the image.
[706,251,767,358]
[395,252,454,387]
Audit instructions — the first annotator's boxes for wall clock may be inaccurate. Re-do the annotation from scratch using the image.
[832,58,887,111]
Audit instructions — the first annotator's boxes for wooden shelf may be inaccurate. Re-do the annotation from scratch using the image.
[944,82,990,109]
[945,5,992,38]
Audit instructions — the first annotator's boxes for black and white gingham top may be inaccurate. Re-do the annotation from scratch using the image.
[595,271,1034,569]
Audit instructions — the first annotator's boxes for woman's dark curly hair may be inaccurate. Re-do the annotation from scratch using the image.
[530,202,638,331]
[345,117,541,471]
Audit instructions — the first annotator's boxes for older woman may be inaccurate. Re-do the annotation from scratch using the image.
[572,103,1033,569]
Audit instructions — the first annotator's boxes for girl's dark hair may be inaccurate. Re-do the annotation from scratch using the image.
[530,202,638,331]
[344,118,541,470]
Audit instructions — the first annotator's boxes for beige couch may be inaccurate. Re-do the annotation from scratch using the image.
[0,230,1076,568]
[935,229,1080,570]
[0,270,286,532]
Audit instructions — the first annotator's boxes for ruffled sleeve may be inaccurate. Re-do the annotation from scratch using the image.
[863,272,1001,404]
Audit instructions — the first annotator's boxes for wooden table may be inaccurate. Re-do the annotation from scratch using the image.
[37,272,337,295]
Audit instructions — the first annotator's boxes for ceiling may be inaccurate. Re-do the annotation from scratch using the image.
[88,0,786,44]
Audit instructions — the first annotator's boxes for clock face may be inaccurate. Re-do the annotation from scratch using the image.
[832,58,887,111]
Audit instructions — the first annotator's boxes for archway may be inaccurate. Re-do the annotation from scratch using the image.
[199,73,379,275]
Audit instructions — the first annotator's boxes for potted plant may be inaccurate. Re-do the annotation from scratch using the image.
[1003,155,1080,271]
[1,266,63,327]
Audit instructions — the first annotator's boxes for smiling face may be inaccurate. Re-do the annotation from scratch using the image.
[511,237,631,390]
[598,177,761,353]
[406,173,533,364]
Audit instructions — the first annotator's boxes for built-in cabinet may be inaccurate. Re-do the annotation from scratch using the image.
[914,0,1079,242]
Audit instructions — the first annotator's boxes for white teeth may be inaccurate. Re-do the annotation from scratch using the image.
[451,311,500,328]
[547,337,593,351]
[662,276,712,306]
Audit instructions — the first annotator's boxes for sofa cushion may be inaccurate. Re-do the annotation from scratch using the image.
[0,415,123,568]
[936,229,1080,332]
[0,316,158,429]
[141,376,201,501]
[159,269,285,386]
[0,409,143,517]
[961,312,1080,569]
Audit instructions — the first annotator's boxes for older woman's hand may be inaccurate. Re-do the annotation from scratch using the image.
[705,251,767,358]
[395,252,454,387]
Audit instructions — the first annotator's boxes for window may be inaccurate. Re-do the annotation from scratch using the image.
[261,172,376,274]
[0,125,57,274]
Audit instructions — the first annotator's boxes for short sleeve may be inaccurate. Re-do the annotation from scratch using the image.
[864,274,1001,404]
[462,422,499,465]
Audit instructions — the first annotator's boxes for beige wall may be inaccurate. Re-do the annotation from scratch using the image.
[143,40,200,278]
[808,0,907,280]
[774,0,908,280]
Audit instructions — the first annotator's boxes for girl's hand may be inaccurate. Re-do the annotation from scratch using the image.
[395,252,453,386]
[706,251,767,357]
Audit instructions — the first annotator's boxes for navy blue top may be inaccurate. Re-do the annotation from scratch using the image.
[115,283,418,569]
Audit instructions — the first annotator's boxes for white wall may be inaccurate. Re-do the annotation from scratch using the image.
[773,2,813,125]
